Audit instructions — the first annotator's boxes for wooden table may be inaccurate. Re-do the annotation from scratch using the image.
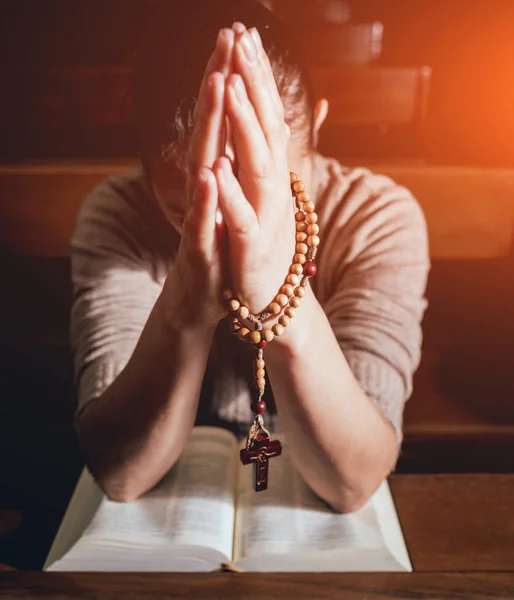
[1,474,513,599]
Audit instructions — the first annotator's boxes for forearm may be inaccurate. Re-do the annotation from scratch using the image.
[265,288,398,513]
[78,291,215,502]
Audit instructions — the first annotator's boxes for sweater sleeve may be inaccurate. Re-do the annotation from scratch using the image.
[318,167,430,441]
[70,175,164,423]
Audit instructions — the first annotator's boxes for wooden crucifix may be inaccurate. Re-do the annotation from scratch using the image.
[240,435,282,492]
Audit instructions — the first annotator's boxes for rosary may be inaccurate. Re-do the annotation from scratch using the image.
[223,172,319,492]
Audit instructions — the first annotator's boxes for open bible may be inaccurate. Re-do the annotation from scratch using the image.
[45,427,411,572]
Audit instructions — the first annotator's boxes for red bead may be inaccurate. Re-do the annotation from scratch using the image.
[304,261,317,277]
[254,340,268,349]
[251,400,267,415]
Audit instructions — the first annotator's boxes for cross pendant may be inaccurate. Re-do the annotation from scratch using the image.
[240,435,282,492]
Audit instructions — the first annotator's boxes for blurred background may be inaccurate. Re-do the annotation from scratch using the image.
[1,0,513,569]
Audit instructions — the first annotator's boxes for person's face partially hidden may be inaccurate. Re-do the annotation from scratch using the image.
[149,98,329,234]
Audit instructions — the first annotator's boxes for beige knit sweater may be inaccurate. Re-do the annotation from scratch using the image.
[70,153,429,440]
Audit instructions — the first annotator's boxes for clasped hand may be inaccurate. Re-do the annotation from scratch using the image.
[171,23,296,330]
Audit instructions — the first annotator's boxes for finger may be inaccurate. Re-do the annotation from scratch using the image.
[248,27,282,110]
[185,167,219,256]
[231,21,246,35]
[193,28,235,122]
[225,74,271,184]
[214,157,259,237]
[233,29,285,148]
[188,71,225,183]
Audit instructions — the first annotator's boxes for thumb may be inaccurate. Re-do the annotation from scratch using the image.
[214,157,258,239]
[185,167,219,256]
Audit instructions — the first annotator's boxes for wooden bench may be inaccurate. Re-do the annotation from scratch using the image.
[1,162,513,259]
[1,161,514,472]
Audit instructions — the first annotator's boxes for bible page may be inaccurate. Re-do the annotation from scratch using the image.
[47,426,239,571]
[233,436,411,571]
[44,469,103,569]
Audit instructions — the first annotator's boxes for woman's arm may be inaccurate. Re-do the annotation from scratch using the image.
[265,288,398,513]
[77,165,225,502]
[264,176,429,512]
[264,173,430,512]
[77,270,216,503]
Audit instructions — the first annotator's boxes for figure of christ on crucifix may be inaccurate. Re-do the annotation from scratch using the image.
[240,435,282,492]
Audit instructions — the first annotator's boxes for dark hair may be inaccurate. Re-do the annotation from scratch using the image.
[132,0,314,178]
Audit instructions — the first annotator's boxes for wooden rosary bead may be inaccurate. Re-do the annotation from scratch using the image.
[289,297,301,308]
[251,400,267,414]
[284,306,296,318]
[297,191,310,203]
[222,172,320,440]
[304,261,317,277]
[307,235,320,247]
[250,330,262,345]
[269,302,281,315]
[292,180,305,193]
[238,305,250,320]
[276,293,289,307]
[238,327,250,341]
[272,323,284,337]
[227,171,318,438]
[281,284,294,297]
[262,329,275,342]
[278,315,290,327]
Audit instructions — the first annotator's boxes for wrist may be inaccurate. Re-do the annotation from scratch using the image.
[157,281,218,342]
[266,285,319,360]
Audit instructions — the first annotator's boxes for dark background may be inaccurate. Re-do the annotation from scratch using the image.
[1,0,514,165]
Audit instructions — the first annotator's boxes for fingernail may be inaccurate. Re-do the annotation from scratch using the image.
[231,76,246,104]
[232,21,246,34]
[240,30,257,64]
[249,28,262,53]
